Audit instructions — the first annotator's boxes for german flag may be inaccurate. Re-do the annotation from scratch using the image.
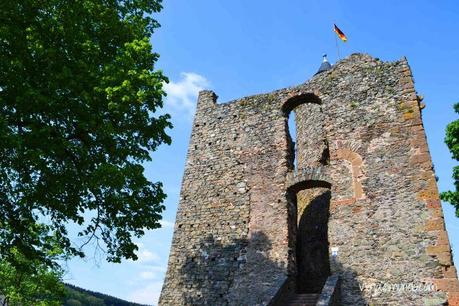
[334,24,347,42]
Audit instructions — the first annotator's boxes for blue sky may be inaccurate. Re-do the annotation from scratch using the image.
[65,1,459,304]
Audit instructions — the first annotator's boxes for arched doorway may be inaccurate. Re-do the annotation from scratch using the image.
[287,180,331,293]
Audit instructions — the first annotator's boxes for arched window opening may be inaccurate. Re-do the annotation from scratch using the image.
[282,94,325,172]
[281,93,322,116]
[287,111,297,171]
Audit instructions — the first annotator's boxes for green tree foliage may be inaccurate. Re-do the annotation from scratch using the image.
[0,246,65,306]
[441,103,459,216]
[63,284,149,306]
[0,0,170,303]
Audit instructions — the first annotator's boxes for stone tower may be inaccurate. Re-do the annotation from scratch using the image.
[159,54,459,305]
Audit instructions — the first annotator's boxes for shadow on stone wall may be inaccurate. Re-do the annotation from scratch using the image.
[287,187,369,305]
[297,189,331,293]
[173,230,370,306]
[331,259,369,306]
[178,231,287,306]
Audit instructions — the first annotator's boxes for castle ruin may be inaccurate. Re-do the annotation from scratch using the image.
[159,54,459,305]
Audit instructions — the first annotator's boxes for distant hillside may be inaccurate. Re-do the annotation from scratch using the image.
[64,284,150,306]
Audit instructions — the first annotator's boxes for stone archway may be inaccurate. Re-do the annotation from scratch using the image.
[282,93,324,171]
[282,93,332,294]
[286,179,331,294]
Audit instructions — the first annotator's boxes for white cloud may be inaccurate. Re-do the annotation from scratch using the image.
[137,249,161,263]
[159,220,174,228]
[163,72,209,117]
[129,281,164,306]
[140,271,156,280]
[131,242,162,264]
[139,265,167,280]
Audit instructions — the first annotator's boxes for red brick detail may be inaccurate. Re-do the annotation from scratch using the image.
[437,231,451,246]
[449,292,459,306]
[426,199,441,209]
[444,266,458,279]
[333,148,365,200]
[438,253,453,266]
[427,245,451,256]
[417,188,440,201]
[399,59,459,306]
[330,198,356,209]
[433,279,459,292]
[425,218,446,231]
[330,198,356,211]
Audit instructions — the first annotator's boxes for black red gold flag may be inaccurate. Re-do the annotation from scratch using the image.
[334,24,347,42]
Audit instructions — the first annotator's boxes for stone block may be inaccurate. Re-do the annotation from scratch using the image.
[449,292,459,306]
[427,245,451,256]
[425,218,445,231]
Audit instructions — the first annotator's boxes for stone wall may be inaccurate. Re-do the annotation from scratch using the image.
[159,54,458,305]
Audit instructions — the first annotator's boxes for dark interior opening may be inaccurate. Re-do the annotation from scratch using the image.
[287,185,331,294]
[319,141,330,165]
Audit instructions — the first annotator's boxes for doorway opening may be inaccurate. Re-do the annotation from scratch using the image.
[287,181,331,293]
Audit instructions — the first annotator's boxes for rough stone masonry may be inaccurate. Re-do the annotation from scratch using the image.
[159,53,459,305]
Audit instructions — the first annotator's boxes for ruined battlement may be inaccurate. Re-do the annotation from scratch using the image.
[159,53,459,305]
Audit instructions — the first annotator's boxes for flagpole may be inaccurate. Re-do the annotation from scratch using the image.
[335,35,341,61]
[333,23,347,61]
[334,28,341,60]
